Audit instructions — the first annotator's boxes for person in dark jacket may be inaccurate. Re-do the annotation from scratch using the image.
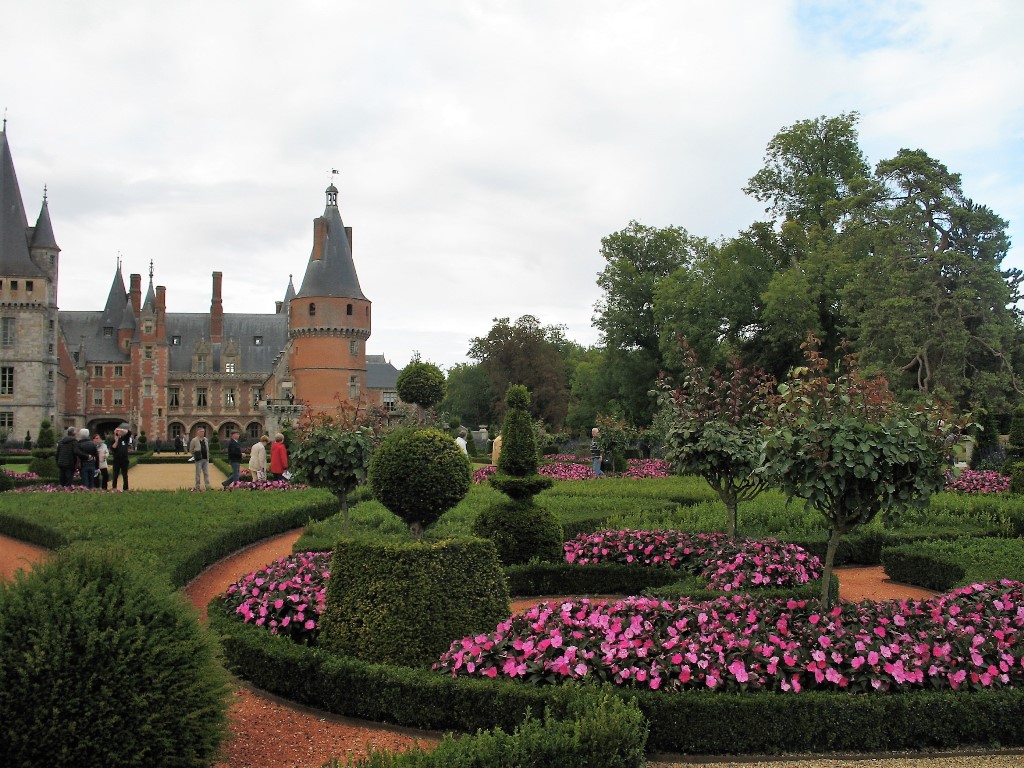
[75,428,99,489]
[222,431,243,487]
[110,428,131,490]
[56,427,78,487]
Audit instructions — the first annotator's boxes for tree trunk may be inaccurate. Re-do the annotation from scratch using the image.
[341,492,350,537]
[725,499,737,539]
[820,526,842,608]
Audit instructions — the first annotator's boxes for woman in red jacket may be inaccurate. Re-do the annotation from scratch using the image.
[269,432,289,482]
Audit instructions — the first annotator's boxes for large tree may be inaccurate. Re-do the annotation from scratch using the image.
[468,315,570,429]
[439,362,494,430]
[593,221,705,425]
[846,149,1022,406]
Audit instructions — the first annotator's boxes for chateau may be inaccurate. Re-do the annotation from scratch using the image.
[0,125,400,445]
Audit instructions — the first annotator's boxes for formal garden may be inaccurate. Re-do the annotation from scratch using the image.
[3,350,1024,766]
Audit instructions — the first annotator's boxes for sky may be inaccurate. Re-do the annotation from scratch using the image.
[3,0,1022,371]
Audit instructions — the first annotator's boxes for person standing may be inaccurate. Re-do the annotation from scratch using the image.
[174,435,183,455]
[189,428,212,490]
[222,430,242,487]
[269,432,289,481]
[591,427,605,477]
[56,427,78,487]
[110,428,131,490]
[248,434,269,483]
[455,429,469,455]
[93,433,110,490]
[75,428,99,489]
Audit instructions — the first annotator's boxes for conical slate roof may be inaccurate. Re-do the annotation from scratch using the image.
[296,184,367,300]
[31,195,59,250]
[101,265,129,327]
[0,127,45,277]
[283,274,295,305]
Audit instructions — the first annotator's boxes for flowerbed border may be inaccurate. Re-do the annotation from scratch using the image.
[208,606,1024,754]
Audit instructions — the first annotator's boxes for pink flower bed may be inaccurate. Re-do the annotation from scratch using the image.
[473,457,673,483]
[434,580,1024,693]
[12,484,118,493]
[2,469,41,480]
[565,529,729,569]
[565,530,821,591]
[221,551,331,645]
[219,479,308,491]
[943,469,1010,495]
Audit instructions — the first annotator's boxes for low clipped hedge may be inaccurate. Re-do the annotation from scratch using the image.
[210,606,1024,754]
[319,537,510,667]
[332,687,648,768]
[882,538,1024,592]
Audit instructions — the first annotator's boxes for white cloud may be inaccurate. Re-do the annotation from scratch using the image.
[3,0,1021,370]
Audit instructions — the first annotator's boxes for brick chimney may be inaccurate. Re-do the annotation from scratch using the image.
[210,272,223,343]
[156,286,167,340]
[129,273,142,317]
[312,217,328,261]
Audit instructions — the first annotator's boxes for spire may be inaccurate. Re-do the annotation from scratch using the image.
[143,259,156,311]
[30,188,59,251]
[119,296,136,330]
[101,261,129,326]
[295,183,367,300]
[0,125,45,277]
[283,273,296,304]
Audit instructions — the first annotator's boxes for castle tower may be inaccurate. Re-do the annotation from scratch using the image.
[0,125,62,436]
[287,182,371,409]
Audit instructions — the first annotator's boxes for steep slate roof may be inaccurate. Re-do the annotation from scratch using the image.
[0,127,45,277]
[296,184,367,301]
[283,275,295,306]
[59,311,130,362]
[30,196,59,250]
[101,266,129,327]
[166,313,287,373]
[366,354,399,388]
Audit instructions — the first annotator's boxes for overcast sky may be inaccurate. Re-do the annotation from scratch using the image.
[3,1,1022,370]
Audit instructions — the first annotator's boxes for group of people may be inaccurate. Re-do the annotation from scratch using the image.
[186,428,289,490]
[55,427,132,490]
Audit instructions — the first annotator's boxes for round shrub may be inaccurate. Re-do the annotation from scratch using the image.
[0,546,230,767]
[368,427,471,537]
[27,454,58,479]
[471,499,564,565]
[396,359,446,410]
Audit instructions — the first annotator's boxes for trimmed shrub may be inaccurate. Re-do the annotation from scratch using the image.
[368,427,472,538]
[396,359,446,411]
[27,454,58,479]
[0,546,230,767]
[319,537,509,667]
[496,385,538,477]
[471,499,564,565]
[334,687,648,767]
[35,419,56,450]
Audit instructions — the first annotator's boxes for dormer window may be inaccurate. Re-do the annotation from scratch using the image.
[171,335,181,345]
[309,302,316,317]
[103,327,113,338]
[197,356,207,373]
[144,319,153,334]
[253,336,263,346]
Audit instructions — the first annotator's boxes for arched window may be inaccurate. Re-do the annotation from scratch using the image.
[309,302,316,316]
[346,303,353,316]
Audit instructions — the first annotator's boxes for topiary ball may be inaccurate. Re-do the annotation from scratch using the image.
[471,499,564,566]
[0,546,230,768]
[368,427,472,537]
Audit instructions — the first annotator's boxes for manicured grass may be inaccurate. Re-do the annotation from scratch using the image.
[0,488,338,586]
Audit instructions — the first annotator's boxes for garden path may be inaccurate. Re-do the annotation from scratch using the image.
[2,470,1021,767]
